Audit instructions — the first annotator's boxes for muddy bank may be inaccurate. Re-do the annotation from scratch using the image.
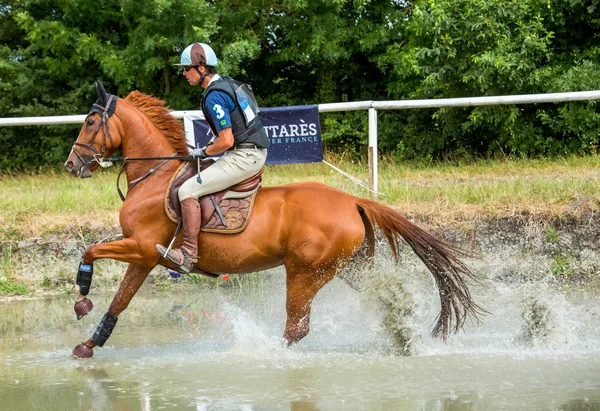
[441,211,600,285]
[1,211,599,295]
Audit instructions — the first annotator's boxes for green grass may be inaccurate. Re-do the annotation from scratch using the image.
[0,278,30,295]
[0,167,123,240]
[0,167,122,214]
[1,153,600,240]
[0,245,29,296]
[267,153,600,222]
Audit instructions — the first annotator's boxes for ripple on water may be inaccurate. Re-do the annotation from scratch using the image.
[1,258,599,410]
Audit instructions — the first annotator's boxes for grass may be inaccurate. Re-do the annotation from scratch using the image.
[0,278,29,295]
[0,167,122,240]
[262,152,600,224]
[0,245,30,296]
[1,153,600,240]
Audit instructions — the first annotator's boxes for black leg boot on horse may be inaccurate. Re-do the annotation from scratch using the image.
[156,197,201,274]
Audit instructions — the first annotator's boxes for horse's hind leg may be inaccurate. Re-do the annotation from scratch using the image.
[282,210,365,345]
[282,265,338,345]
[72,263,151,358]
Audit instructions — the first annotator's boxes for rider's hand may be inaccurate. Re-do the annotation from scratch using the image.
[190,147,208,159]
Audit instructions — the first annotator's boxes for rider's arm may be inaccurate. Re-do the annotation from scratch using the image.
[205,127,234,155]
[203,90,236,155]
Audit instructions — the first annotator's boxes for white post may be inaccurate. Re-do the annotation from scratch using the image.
[368,107,378,197]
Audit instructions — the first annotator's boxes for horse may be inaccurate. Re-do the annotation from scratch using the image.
[64,82,485,358]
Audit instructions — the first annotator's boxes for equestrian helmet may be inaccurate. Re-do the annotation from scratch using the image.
[175,43,218,67]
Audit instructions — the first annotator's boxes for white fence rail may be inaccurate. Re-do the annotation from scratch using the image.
[2,90,600,195]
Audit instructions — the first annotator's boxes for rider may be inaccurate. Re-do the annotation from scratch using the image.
[156,42,270,273]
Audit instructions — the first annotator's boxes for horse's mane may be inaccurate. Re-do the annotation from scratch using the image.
[125,91,189,155]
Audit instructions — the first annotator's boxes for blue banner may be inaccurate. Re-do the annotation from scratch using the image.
[189,104,322,165]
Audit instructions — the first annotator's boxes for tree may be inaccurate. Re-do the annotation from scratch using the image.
[1,0,410,170]
[378,0,600,158]
[0,0,216,170]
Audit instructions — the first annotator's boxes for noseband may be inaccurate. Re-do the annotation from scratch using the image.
[72,95,116,168]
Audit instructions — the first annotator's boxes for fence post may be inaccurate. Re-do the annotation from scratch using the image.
[368,107,378,198]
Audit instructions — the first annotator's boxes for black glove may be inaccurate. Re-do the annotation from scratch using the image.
[190,147,208,159]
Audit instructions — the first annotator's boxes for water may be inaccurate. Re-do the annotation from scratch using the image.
[1,266,600,410]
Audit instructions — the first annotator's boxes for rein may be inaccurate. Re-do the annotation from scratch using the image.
[109,154,197,202]
[115,157,173,202]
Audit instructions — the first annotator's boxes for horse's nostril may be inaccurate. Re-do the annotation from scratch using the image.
[65,160,74,170]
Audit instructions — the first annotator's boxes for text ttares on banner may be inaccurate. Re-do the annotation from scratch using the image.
[186,104,323,165]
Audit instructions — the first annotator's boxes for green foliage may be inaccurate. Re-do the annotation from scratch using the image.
[40,274,52,288]
[0,277,29,295]
[1,0,600,169]
[1,0,408,170]
[545,225,560,244]
[322,111,369,156]
[0,0,215,171]
[551,253,570,278]
[378,0,600,159]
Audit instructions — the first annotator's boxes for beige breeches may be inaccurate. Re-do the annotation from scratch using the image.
[178,147,267,201]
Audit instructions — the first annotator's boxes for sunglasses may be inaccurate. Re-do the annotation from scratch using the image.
[181,65,198,73]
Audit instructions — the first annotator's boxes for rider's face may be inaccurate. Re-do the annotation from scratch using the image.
[182,65,201,86]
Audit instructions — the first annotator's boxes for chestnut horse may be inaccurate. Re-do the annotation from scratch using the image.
[64,82,484,358]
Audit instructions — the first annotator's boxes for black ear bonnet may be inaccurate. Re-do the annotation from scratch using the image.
[88,81,119,117]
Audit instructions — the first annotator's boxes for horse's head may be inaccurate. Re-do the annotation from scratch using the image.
[64,82,123,178]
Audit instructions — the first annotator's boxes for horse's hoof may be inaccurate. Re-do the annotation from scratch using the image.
[74,298,94,320]
[72,343,93,359]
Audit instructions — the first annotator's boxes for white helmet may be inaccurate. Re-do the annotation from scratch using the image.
[175,43,218,67]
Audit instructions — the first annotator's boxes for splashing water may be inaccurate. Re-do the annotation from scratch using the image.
[1,242,599,410]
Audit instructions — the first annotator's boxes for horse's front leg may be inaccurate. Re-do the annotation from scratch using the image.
[74,238,151,319]
[72,262,152,359]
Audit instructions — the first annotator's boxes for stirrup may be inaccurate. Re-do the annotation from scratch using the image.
[156,245,197,274]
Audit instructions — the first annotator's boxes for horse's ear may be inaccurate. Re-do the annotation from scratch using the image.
[95,81,108,105]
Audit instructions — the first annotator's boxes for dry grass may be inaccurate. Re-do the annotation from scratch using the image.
[265,153,600,225]
[1,153,600,240]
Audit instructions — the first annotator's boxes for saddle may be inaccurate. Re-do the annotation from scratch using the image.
[165,161,262,234]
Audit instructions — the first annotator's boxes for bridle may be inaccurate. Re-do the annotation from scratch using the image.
[71,95,116,170]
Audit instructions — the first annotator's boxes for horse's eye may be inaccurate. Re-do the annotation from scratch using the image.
[86,118,95,127]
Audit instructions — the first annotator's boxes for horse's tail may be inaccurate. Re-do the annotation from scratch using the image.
[355,199,486,340]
